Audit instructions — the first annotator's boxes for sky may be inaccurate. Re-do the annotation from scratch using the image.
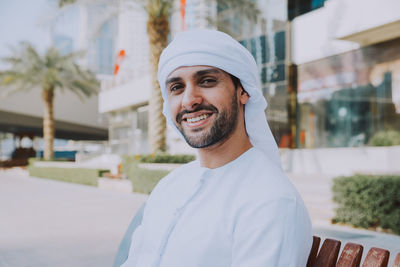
[0,0,54,61]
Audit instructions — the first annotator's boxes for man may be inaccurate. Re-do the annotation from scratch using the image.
[120,29,312,267]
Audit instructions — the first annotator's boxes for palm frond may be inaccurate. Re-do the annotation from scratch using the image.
[58,0,77,8]
[0,42,99,100]
[205,0,261,36]
[217,0,260,22]
[146,0,173,19]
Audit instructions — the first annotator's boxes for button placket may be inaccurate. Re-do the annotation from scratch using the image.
[154,169,210,267]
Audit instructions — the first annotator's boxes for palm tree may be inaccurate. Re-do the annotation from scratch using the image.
[0,43,99,160]
[146,0,172,153]
[59,0,259,154]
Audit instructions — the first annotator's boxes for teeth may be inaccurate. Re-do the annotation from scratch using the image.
[187,114,209,123]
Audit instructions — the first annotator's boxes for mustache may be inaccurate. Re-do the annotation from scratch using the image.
[176,104,218,123]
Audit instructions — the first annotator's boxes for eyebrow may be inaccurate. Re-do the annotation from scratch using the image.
[165,68,222,86]
[194,68,221,77]
[165,77,182,86]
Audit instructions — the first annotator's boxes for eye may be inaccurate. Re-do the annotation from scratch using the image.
[169,83,184,93]
[200,77,217,87]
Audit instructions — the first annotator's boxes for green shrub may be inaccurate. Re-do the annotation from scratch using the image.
[369,130,400,146]
[136,153,195,164]
[28,157,37,165]
[332,175,400,234]
[27,165,108,186]
[122,155,170,194]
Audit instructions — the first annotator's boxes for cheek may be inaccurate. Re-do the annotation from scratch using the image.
[168,96,181,120]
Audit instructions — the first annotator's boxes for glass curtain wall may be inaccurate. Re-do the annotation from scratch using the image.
[87,4,117,75]
[109,105,150,154]
[297,38,400,148]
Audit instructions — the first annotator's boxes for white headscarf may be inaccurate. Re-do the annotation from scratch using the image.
[158,29,281,167]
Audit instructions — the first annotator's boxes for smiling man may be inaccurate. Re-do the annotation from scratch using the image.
[120,29,312,267]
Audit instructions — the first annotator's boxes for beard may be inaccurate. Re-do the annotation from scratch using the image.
[175,93,239,149]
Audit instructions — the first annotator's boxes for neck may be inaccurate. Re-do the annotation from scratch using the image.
[197,126,252,169]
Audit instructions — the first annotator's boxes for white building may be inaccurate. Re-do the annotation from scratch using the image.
[0,1,115,159]
[98,0,400,156]
[291,0,400,148]
[98,0,213,155]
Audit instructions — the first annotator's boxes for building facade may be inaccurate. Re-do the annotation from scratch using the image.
[98,0,400,155]
[292,0,400,148]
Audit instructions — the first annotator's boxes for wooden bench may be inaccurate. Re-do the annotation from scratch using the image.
[307,236,400,267]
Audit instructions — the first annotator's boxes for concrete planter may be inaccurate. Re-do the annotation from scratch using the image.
[280,145,400,176]
[138,163,183,171]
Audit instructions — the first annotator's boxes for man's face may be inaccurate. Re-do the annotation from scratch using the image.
[166,66,242,149]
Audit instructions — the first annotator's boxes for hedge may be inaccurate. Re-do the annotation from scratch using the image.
[27,165,108,186]
[136,154,195,164]
[332,175,400,234]
[122,156,170,194]
[369,130,400,146]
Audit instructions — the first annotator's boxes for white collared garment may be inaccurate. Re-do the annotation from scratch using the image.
[121,147,312,267]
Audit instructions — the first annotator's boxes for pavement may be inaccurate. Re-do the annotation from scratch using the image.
[0,168,399,266]
[0,168,147,267]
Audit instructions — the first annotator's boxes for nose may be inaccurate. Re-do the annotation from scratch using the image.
[181,84,202,110]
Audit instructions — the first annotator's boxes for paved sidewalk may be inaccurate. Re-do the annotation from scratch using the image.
[0,168,398,266]
[287,172,336,224]
[0,168,147,267]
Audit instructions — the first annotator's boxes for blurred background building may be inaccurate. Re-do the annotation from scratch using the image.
[292,0,400,148]
[2,0,399,159]
[99,0,400,155]
[0,0,109,161]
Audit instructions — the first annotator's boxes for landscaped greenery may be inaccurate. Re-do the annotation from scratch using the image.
[122,155,170,194]
[28,163,108,187]
[137,153,195,164]
[332,174,400,234]
[369,130,400,146]
[0,43,99,160]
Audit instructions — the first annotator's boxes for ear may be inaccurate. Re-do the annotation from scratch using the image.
[239,88,250,105]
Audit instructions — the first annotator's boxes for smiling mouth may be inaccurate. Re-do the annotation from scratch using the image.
[176,104,218,125]
[185,114,211,123]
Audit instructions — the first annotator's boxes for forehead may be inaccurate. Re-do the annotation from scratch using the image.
[166,65,228,81]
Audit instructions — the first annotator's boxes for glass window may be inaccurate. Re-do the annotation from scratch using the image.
[250,37,258,64]
[239,39,248,49]
[274,31,285,62]
[297,38,400,148]
[270,64,285,82]
[88,9,117,75]
[261,67,268,84]
[259,35,269,64]
[312,0,327,9]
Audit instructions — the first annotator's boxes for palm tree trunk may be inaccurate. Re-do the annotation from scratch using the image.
[42,88,55,160]
[147,16,170,153]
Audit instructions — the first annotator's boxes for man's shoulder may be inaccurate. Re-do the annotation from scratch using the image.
[150,160,199,193]
[231,148,298,200]
[236,147,284,180]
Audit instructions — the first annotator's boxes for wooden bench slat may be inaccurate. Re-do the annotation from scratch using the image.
[392,253,400,267]
[307,236,321,267]
[362,247,390,267]
[336,242,364,267]
[313,238,341,267]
